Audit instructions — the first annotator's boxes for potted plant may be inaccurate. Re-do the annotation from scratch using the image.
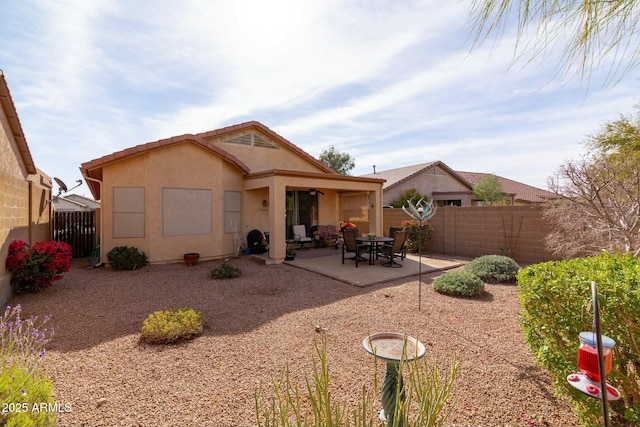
[285,247,296,261]
[183,253,200,265]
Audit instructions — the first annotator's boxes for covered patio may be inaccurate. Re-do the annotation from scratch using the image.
[256,245,468,287]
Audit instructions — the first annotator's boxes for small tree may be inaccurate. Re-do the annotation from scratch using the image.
[318,146,355,175]
[472,174,509,205]
[390,188,428,208]
[545,107,640,257]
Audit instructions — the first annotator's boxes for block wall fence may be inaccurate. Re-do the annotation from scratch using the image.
[383,205,558,265]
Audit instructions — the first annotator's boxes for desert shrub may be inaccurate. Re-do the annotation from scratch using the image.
[517,253,640,426]
[432,271,484,297]
[0,364,56,427]
[255,335,458,427]
[1,305,54,373]
[140,308,203,344]
[402,219,434,253]
[1,305,56,426]
[6,240,72,293]
[210,263,241,279]
[463,255,520,283]
[107,246,148,270]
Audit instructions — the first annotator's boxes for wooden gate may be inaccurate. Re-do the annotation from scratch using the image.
[53,211,96,258]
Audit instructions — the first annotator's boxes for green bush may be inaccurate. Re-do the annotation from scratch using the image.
[401,220,434,253]
[432,271,484,297]
[140,308,203,344]
[0,364,56,427]
[517,253,640,426]
[463,255,520,283]
[210,263,241,279]
[107,246,148,270]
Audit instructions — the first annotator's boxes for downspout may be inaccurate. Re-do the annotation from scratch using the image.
[83,173,103,265]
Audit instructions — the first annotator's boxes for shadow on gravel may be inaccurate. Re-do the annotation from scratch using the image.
[8,256,456,352]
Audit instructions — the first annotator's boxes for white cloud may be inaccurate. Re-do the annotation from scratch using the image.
[0,0,638,196]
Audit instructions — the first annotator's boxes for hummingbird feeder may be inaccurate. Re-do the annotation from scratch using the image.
[566,281,620,427]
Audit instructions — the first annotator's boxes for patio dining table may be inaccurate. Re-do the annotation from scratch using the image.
[356,236,394,265]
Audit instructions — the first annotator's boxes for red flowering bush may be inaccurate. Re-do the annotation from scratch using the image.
[6,240,72,293]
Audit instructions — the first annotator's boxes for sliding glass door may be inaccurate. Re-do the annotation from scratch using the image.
[285,190,318,239]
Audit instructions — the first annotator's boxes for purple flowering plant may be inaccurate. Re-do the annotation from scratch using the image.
[1,305,53,374]
[6,239,72,293]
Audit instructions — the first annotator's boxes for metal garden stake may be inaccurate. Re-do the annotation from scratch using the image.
[402,198,437,310]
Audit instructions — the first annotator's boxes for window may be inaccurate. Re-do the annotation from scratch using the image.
[113,187,145,238]
[162,188,212,236]
[225,191,241,233]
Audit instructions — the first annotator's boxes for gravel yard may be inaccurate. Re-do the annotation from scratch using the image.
[8,255,580,426]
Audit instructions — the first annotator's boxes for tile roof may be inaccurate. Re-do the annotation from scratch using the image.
[454,171,557,203]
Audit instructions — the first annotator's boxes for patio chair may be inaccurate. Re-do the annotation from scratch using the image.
[379,230,407,268]
[342,229,368,267]
[292,224,312,250]
[388,226,406,260]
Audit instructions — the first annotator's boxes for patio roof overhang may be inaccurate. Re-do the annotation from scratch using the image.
[244,169,385,192]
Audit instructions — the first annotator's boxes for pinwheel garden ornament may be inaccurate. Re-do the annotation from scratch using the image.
[402,198,437,310]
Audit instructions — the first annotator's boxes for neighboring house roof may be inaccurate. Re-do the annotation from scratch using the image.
[362,160,557,204]
[65,194,100,208]
[80,121,338,201]
[456,171,557,204]
[0,70,36,174]
[361,161,472,190]
[53,194,100,211]
[52,196,90,211]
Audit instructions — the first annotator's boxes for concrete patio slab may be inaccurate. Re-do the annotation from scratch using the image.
[283,252,467,287]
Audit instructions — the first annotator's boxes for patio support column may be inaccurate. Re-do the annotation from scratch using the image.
[369,188,384,236]
[269,179,287,263]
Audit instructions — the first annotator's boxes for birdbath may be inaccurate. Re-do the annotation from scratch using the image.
[362,332,427,427]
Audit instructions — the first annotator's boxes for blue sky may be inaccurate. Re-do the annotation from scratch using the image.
[1,0,638,197]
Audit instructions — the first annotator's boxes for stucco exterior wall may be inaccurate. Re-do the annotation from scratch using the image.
[101,142,245,263]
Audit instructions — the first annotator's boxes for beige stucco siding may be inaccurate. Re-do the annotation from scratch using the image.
[101,142,245,263]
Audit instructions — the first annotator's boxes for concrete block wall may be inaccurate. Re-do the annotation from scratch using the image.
[0,172,52,305]
[0,172,31,305]
[383,205,557,265]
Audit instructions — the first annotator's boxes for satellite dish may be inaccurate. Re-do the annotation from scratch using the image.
[53,177,83,197]
[54,177,68,195]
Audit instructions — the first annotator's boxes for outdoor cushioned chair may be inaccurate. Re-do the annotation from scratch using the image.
[342,229,368,267]
[388,226,406,259]
[292,224,312,250]
[379,230,407,268]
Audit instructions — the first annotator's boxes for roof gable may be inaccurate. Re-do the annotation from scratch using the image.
[80,134,251,200]
[361,161,473,190]
[197,121,337,175]
[81,134,250,173]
